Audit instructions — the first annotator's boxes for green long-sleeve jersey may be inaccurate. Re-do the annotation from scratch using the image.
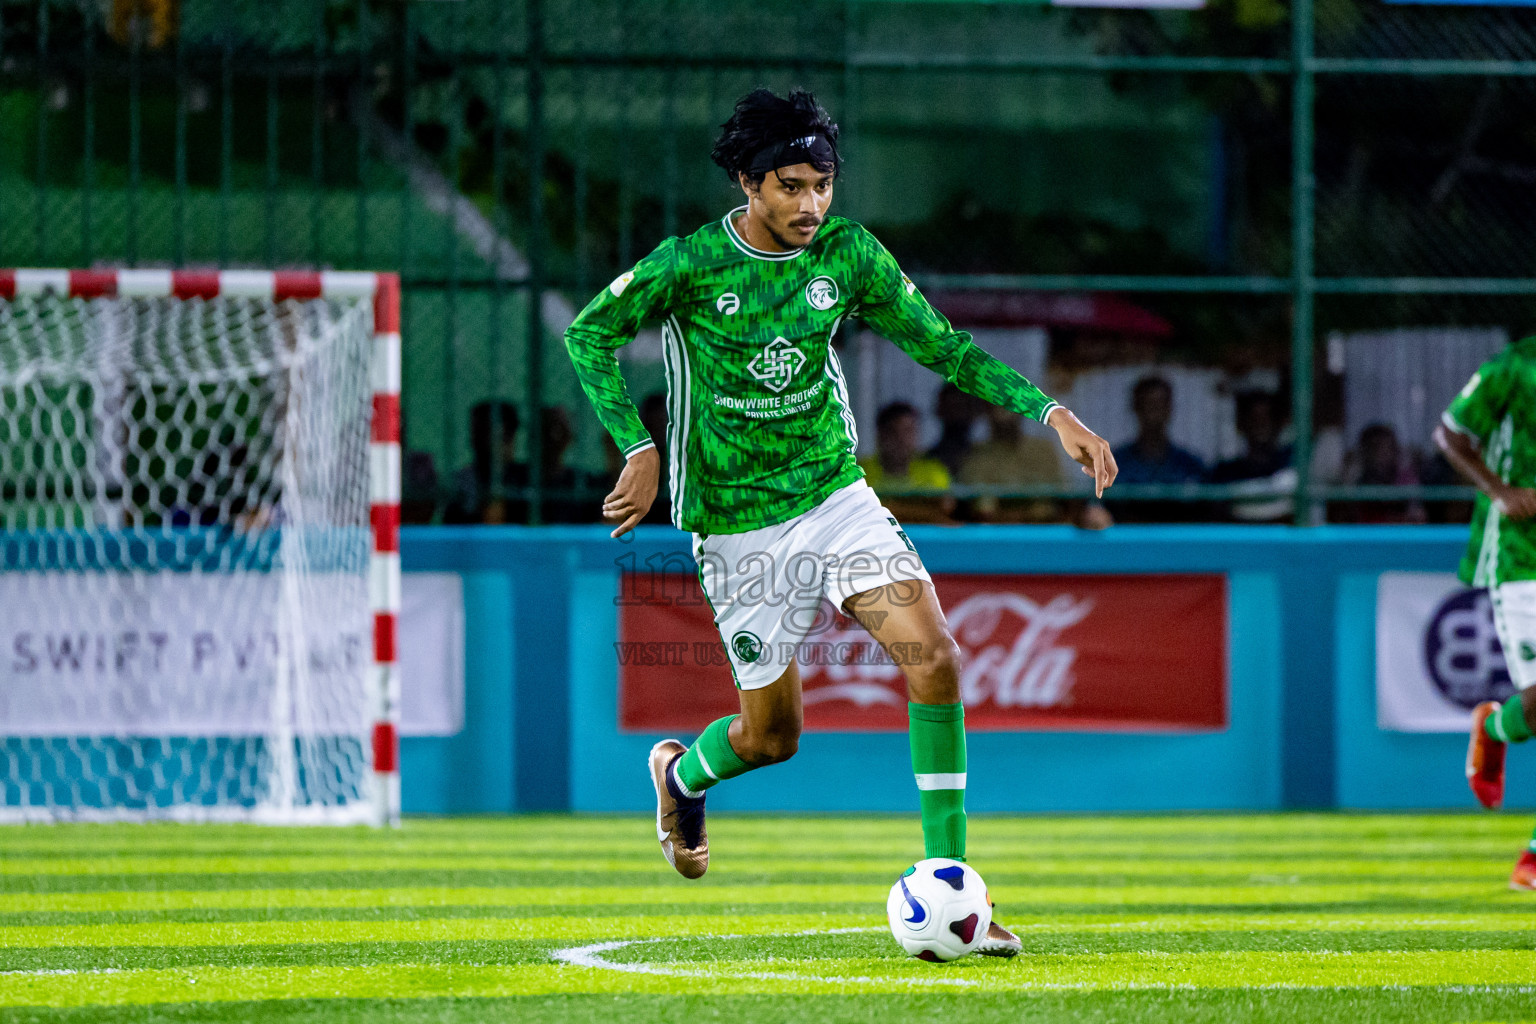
[1443,337,1536,586]
[564,207,1060,535]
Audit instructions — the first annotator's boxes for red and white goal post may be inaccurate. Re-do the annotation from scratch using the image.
[0,269,401,827]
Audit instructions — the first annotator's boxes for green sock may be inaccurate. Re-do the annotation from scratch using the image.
[673,715,752,796]
[1529,821,1536,856]
[909,701,967,861]
[1485,696,1534,744]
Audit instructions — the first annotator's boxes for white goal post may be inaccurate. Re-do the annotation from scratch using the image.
[0,269,401,826]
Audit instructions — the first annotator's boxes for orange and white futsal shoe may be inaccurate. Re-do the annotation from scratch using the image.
[648,739,709,879]
[1510,851,1536,891]
[974,896,1022,957]
[1467,701,1507,810]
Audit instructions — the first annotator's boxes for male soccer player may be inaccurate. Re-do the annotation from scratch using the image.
[1438,339,1536,889]
[564,88,1117,954]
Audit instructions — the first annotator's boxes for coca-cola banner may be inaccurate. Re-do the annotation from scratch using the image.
[618,574,1227,732]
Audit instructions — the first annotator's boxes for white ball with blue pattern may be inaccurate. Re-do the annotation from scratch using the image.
[885,857,993,962]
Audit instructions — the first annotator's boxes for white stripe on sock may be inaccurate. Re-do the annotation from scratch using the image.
[696,746,720,781]
[915,772,967,791]
[1491,709,1510,744]
[670,760,704,799]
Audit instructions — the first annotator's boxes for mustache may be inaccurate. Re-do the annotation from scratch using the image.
[791,216,822,228]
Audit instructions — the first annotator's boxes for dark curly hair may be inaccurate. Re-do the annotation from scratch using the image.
[710,88,841,187]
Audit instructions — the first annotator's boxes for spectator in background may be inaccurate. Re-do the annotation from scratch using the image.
[638,392,673,525]
[1420,443,1474,525]
[535,405,605,524]
[962,402,1112,529]
[445,400,524,524]
[450,403,608,524]
[859,401,956,524]
[401,449,440,525]
[1109,375,1206,523]
[1334,422,1425,524]
[397,409,441,524]
[926,383,980,480]
[1209,390,1296,524]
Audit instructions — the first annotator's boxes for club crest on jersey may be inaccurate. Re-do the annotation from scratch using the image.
[747,336,807,394]
[805,276,839,311]
[901,273,917,296]
[717,292,741,315]
[609,271,635,297]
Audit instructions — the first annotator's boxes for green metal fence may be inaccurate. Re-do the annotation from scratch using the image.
[2,0,1532,523]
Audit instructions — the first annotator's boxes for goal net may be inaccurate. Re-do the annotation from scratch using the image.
[0,270,401,826]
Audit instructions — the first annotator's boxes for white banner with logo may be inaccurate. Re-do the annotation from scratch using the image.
[0,571,464,738]
[1376,571,1514,732]
[399,573,464,737]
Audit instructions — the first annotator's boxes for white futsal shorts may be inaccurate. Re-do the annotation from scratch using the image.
[692,479,933,690]
[1491,581,1536,692]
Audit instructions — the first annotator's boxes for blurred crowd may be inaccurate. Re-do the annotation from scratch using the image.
[401,376,1459,528]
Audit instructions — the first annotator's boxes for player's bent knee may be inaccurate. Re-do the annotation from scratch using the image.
[757,733,799,765]
[737,725,801,766]
[905,638,962,705]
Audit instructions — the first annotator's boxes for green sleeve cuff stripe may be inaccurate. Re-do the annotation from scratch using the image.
[1440,411,1478,440]
[1038,401,1061,425]
[623,439,656,457]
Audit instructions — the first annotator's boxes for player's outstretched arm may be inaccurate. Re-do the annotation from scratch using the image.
[603,447,660,537]
[1048,407,1117,499]
[1434,424,1536,520]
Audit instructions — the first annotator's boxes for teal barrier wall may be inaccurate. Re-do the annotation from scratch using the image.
[401,524,1534,814]
[399,571,516,814]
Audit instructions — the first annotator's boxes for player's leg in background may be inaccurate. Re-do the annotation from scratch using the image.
[843,579,967,862]
[1478,582,1536,888]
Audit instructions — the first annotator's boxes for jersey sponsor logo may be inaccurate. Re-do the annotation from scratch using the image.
[731,630,764,664]
[609,271,635,297]
[747,336,807,394]
[716,292,740,315]
[805,276,839,311]
[1423,589,1514,708]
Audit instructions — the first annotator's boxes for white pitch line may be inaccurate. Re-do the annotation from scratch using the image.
[548,930,1536,995]
[551,926,987,989]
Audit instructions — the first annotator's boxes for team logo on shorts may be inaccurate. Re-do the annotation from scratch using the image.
[717,292,740,315]
[805,276,839,311]
[731,631,764,664]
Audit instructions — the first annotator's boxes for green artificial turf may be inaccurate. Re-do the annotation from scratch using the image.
[2,814,1535,1023]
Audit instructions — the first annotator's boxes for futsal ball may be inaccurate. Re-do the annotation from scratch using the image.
[885,857,993,962]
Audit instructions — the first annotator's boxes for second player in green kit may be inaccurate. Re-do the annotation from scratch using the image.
[1439,338,1536,890]
[565,88,1120,955]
